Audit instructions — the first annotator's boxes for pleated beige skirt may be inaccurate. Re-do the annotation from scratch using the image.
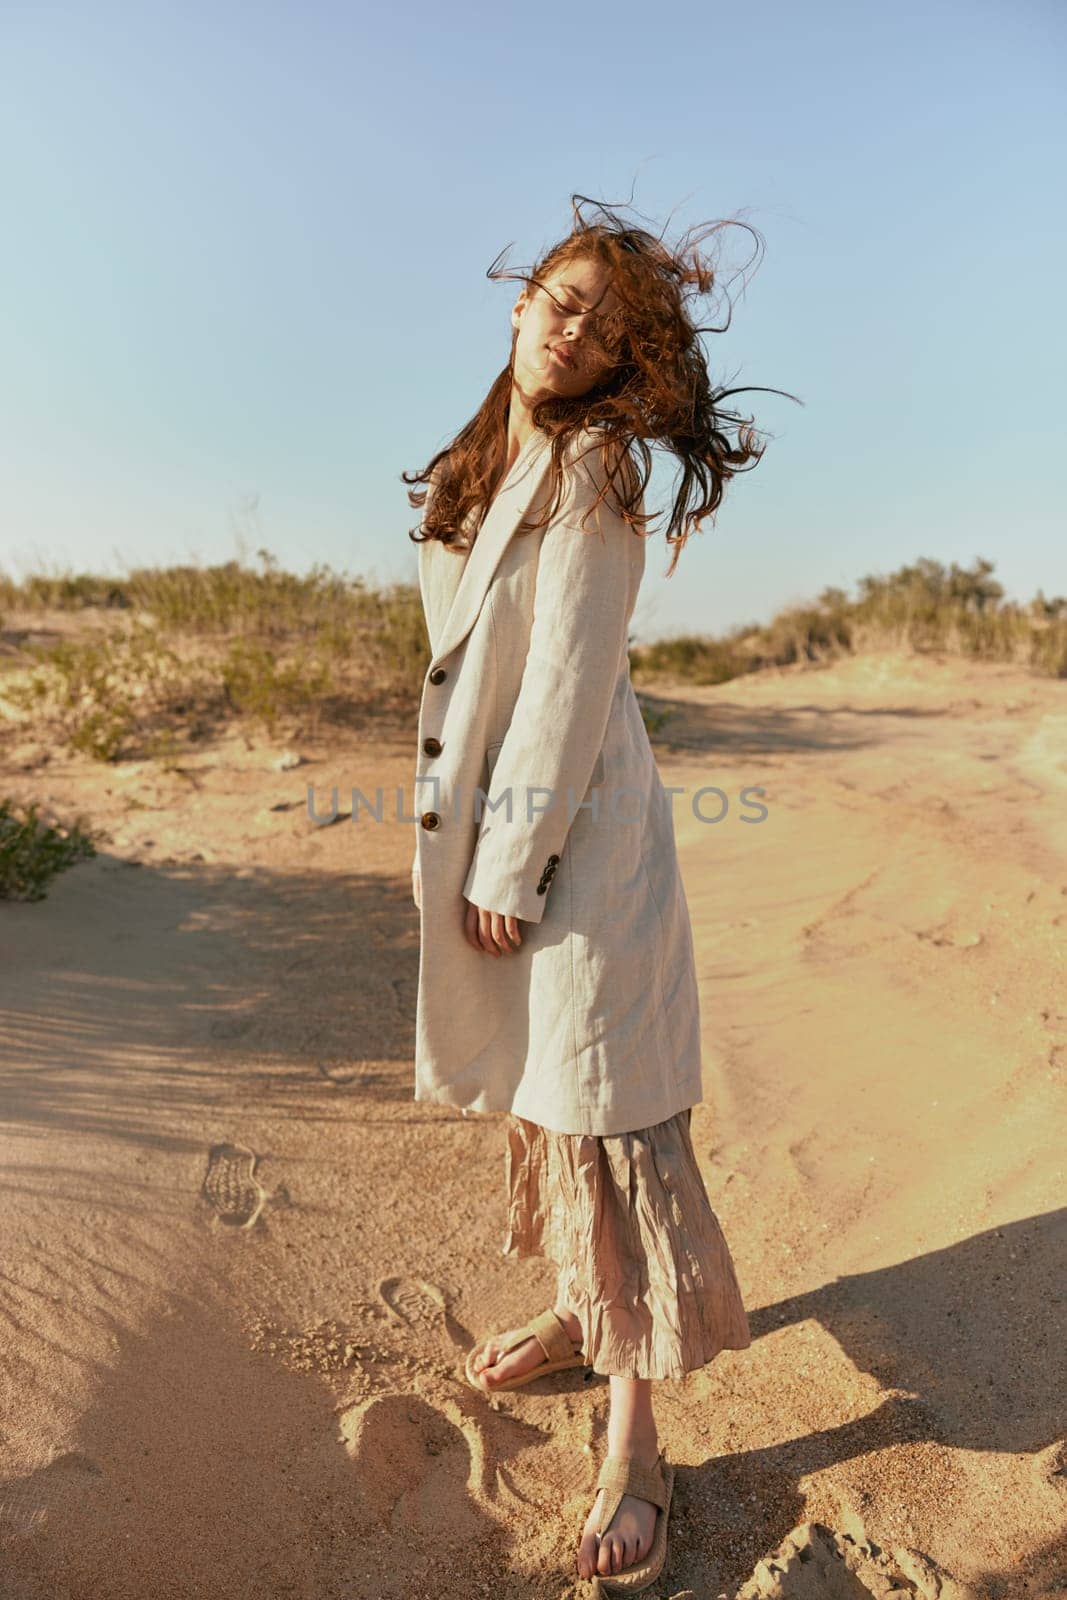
[501,1105,752,1380]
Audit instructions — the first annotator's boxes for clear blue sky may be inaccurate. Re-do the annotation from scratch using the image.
[2,0,1063,642]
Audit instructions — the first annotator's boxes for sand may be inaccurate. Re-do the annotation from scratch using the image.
[0,646,1064,1598]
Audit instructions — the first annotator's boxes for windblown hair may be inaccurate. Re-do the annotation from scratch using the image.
[404,193,800,576]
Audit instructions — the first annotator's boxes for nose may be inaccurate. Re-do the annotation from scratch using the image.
[560,317,590,354]
[561,305,616,358]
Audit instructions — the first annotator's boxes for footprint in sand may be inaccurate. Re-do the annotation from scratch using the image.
[0,1451,103,1546]
[378,1275,450,1334]
[375,1275,476,1363]
[337,1392,544,1538]
[201,1142,267,1228]
[209,1016,253,1040]
[316,1058,358,1086]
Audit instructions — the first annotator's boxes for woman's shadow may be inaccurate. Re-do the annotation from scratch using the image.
[706,1208,1067,1594]
[752,1209,1065,1453]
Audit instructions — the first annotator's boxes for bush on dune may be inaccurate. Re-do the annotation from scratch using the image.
[629,557,1067,685]
[0,552,1063,765]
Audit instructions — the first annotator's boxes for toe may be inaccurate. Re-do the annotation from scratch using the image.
[597,1532,620,1576]
[576,1526,599,1581]
[469,1349,495,1390]
[473,1339,501,1377]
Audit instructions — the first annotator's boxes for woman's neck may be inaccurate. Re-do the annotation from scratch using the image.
[505,384,546,468]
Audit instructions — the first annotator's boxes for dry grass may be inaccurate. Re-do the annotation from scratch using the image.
[629,557,1067,685]
[0,552,1063,775]
[0,550,426,763]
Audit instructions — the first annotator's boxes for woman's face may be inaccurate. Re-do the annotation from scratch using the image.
[510,256,623,401]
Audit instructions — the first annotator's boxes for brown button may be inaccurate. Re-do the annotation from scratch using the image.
[423,736,443,756]
[547,854,560,866]
[536,882,547,895]
[429,667,447,684]
[420,811,441,830]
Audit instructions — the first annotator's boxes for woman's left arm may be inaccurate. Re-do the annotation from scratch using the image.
[462,443,640,927]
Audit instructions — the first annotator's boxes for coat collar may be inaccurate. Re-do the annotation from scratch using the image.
[431,429,553,667]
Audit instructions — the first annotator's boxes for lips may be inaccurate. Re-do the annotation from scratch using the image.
[548,343,576,368]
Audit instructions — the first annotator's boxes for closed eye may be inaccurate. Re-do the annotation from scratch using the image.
[536,279,625,357]
[541,283,594,319]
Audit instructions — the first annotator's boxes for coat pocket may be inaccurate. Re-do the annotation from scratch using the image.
[485,740,605,789]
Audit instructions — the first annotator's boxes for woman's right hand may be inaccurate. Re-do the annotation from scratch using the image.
[463,897,523,957]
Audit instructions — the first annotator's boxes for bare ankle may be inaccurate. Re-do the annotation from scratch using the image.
[607,1434,660,1469]
[607,1407,659,1462]
[552,1302,582,1341]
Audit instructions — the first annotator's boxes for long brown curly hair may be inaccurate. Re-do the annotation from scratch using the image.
[404,193,800,577]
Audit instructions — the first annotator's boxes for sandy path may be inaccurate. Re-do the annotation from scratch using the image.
[0,650,1064,1598]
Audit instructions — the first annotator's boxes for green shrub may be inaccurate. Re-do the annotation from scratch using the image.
[0,797,98,900]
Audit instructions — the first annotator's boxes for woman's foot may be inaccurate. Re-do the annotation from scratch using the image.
[469,1303,583,1390]
[577,1410,661,1581]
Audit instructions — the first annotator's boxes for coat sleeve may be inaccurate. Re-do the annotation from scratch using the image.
[461,440,639,925]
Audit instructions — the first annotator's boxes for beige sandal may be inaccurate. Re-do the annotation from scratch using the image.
[464,1307,586,1392]
[586,1449,674,1594]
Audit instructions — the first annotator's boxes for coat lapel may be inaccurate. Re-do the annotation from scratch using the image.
[430,430,552,667]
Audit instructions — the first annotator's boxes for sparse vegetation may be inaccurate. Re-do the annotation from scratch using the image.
[0,550,429,762]
[629,558,1067,684]
[218,634,334,734]
[0,552,1063,768]
[4,621,187,762]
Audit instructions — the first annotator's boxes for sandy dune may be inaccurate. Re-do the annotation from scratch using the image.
[0,648,1064,1598]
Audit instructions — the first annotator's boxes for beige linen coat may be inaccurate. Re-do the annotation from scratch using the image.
[411,425,704,1136]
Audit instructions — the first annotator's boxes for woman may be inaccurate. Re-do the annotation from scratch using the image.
[405,196,787,1593]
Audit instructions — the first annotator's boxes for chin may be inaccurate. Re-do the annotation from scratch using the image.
[546,362,582,388]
